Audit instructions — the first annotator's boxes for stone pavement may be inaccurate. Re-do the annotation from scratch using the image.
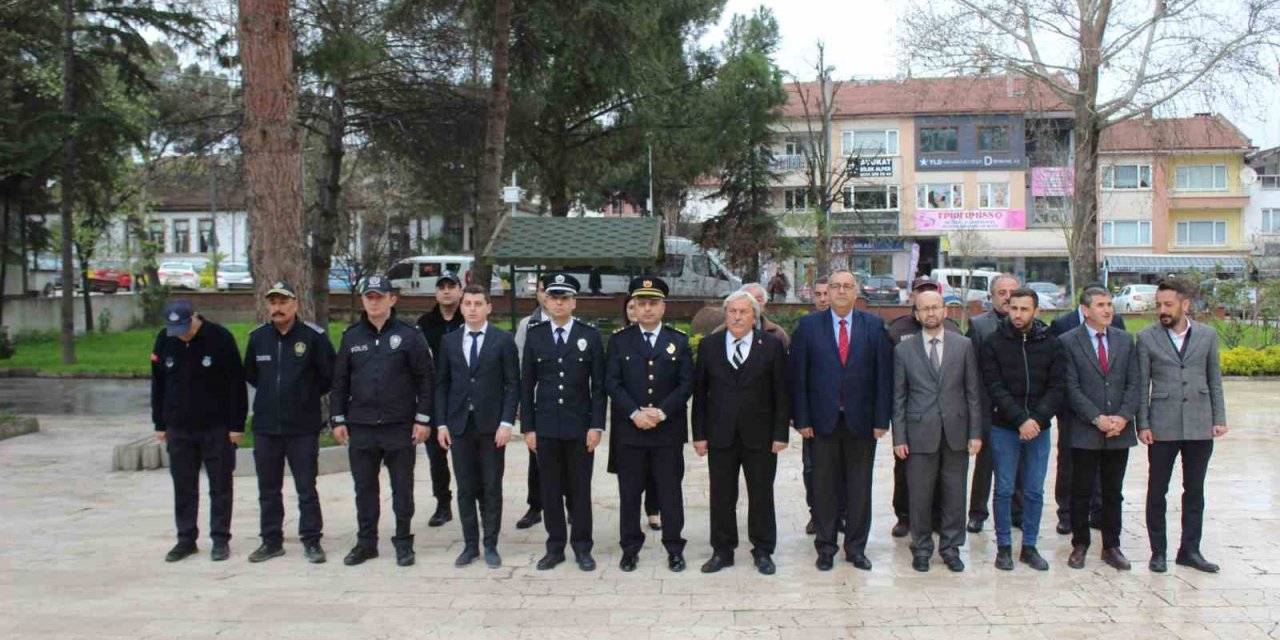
[1,380,1279,639]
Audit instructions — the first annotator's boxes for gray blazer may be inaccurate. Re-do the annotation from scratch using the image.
[1136,320,1227,441]
[892,331,983,453]
[1061,325,1140,450]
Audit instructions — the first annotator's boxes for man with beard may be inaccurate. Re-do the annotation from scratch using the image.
[416,271,465,527]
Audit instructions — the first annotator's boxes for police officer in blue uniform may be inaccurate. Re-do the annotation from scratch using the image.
[605,276,694,573]
[330,274,435,568]
[243,281,336,564]
[521,273,606,571]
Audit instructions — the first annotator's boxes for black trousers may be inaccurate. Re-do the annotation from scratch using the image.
[1071,447,1129,550]
[537,435,594,555]
[907,446,969,558]
[813,430,876,557]
[253,432,322,545]
[617,444,685,555]
[1146,439,1214,555]
[348,424,416,548]
[804,437,846,520]
[969,423,1025,522]
[527,450,541,509]
[167,429,236,544]
[1055,425,1102,526]
[423,427,452,503]
[708,443,777,557]
[450,422,505,550]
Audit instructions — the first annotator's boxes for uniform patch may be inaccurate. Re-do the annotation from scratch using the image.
[201,356,212,367]
[666,342,676,355]
[577,338,587,352]
[256,355,272,362]
[168,312,179,322]
[389,334,402,350]
[165,357,174,368]
[350,344,369,354]
[294,341,307,357]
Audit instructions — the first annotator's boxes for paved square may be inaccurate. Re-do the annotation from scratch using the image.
[1,380,1278,639]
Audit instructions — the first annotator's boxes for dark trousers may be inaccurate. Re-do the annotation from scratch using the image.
[1146,439,1214,555]
[450,423,505,550]
[708,443,777,557]
[804,437,846,521]
[813,430,876,557]
[166,429,236,544]
[1055,424,1102,526]
[1071,447,1129,550]
[969,423,1025,522]
[253,432,322,545]
[617,444,685,555]
[908,446,969,558]
[537,435,594,556]
[527,450,541,509]
[423,427,452,503]
[348,424,416,548]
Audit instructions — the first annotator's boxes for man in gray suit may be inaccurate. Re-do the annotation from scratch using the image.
[1137,279,1228,574]
[1061,286,1140,571]
[893,291,983,573]
[964,273,1021,533]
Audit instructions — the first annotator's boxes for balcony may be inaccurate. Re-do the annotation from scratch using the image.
[1167,186,1249,210]
[771,154,807,173]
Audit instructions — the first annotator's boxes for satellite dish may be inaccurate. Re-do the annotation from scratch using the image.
[1240,166,1258,185]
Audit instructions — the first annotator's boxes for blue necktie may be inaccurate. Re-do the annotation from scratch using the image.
[469,331,482,372]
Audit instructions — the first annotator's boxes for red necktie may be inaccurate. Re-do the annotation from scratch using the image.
[838,318,849,365]
[1097,332,1109,375]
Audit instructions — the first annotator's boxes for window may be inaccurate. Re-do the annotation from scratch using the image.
[385,262,413,280]
[1031,196,1069,226]
[1102,164,1152,189]
[842,185,899,210]
[172,220,191,253]
[1176,220,1228,246]
[842,129,899,156]
[783,136,805,156]
[784,188,809,212]
[197,219,214,253]
[919,127,959,153]
[147,221,166,250]
[691,254,714,277]
[1101,221,1152,246]
[1263,209,1280,233]
[660,254,684,277]
[417,262,462,277]
[916,183,963,209]
[1175,165,1228,190]
[978,182,1009,209]
[977,125,1010,152]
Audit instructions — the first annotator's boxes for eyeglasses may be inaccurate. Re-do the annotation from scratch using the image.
[828,283,857,291]
[916,305,944,313]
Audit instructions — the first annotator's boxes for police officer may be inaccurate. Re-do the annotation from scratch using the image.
[151,300,247,563]
[415,270,464,527]
[243,281,336,564]
[604,276,694,573]
[331,274,435,567]
[521,272,606,571]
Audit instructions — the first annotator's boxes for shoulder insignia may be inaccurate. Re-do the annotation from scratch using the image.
[613,326,626,335]
[303,320,326,335]
[249,322,271,335]
[528,319,549,329]
[577,320,598,331]
[664,324,687,336]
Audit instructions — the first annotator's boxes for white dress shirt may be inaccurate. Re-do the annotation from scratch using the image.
[921,327,945,365]
[1167,324,1190,353]
[1084,322,1109,360]
[440,321,513,433]
[725,329,754,365]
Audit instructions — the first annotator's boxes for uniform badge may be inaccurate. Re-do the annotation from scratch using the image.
[666,342,676,355]
[643,279,653,288]
[168,312,179,322]
[165,357,174,368]
[390,334,402,350]
[577,338,587,352]
[294,341,307,357]
[370,276,382,286]
[555,274,565,284]
[201,356,212,367]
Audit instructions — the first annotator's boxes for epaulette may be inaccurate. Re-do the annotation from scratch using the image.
[303,320,326,334]
[528,319,549,329]
[575,317,597,330]
[664,324,687,336]
[249,321,271,335]
[612,326,627,334]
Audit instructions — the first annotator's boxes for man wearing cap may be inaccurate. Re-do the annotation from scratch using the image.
[605,276,694,573]
[151,300,248,562]
[520,272,607,571]
[886,275,962,538]
[331,274,435,567]
[416,270,465,528]
[242,282,336,564]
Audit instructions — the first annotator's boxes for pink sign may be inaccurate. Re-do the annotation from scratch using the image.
[914,209,1026,231]
[1032,167,1074,196]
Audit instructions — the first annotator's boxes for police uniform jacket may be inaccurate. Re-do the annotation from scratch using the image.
[604,323,694,448]
[519,318,606,439]
[151,318,248,433]
[331,312,434,428]
[244,319,336,435]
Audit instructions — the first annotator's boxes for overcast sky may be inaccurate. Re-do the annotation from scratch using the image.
[710,0,1280,150]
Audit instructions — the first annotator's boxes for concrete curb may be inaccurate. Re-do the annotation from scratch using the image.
[111,435,348,476]
[0,369,148,379]
[0,416,39,441]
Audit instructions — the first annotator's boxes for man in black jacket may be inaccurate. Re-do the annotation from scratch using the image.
[151,300,248,563]
[331,275,435,568]
[415,271,465,527]
[980,288,1064,572]
[243,281,336,564]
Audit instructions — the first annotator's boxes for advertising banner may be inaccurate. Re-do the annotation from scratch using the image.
[914,209,1026,231]
[1031,167,1074,196]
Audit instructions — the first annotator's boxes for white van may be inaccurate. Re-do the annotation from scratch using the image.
[517,236,742,298]
[386,255,504,296]
[929,267,1002,304]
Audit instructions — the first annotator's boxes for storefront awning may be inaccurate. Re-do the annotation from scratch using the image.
[1102,254,1248,275]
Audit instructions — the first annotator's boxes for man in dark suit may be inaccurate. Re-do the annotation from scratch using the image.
[1049,283,1127,535]
[791,269,894,572]
[520,273,606,572]
[436,285,521,569]
[605,276,694,573]
[1060,286,1140,571]
[693,290,790,576]
[892,291,983,573]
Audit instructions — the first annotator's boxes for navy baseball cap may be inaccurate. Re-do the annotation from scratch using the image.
[163,300,195,337]
[437,270,462,286]
[361,273,393,295]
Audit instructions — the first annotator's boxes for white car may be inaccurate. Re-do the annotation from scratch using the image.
[158,261,200,290]
[1113,284,1159,313]
[216,262,254,291]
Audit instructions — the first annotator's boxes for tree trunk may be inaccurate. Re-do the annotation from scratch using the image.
[310,79,346,328]
[0,198,9,326]
[238,0,311,322]
[58,0,76,363]
[472,0,514,289]
[1070,116,1102,288]
[77,244,93,332]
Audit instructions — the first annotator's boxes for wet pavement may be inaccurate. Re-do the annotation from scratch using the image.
[0,378,150,417]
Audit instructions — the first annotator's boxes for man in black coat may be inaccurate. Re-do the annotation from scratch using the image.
[605,276,694,573]
[436,285,520,568]
[416,271,465,527]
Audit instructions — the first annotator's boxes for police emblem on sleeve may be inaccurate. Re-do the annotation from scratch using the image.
[389,334,402,350]
[201,356,212,367]
[577,338,587,352]
[295,341,307,357]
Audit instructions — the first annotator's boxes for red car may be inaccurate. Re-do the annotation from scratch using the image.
[92,262,132,290]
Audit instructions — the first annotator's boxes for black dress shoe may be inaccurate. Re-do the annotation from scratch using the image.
[165,542,197,563]
[891,519,910,538]
[912,556,930,572]
[619,553,638,572]
[536,553,565,571]
[815,553,834,571]
[484,547,502,568]
[754,554,776,575]
[648,515,662,531]
[455,547,480,567]
[1020,546,1049,571]
[966,518,984,534]
[700,554,734,574]
[1068,545,1087,569]
[995,545,1014,571]
[428,502,453,527]
[1102,547,1131,571]
[1149,551,1168,573]
[1056,521,1072,535]
[668,554,686,572]
[516,508,542,530]
[805,519,816,535]
[943,555,965,572]
[395,545,415,567]
[303,542,327,564]
[211,542,230,562]
[847,553,872,571]
[1175,550,1220,573]
[576,552,597,572]
[248,543,284,563]
[344,546,379,566]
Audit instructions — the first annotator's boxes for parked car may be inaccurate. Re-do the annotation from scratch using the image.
[1027,282,1067,310]
[1196,278,1258,318]
[1113,284,1159,313]
[860,275,901,305]
[328,266,357,293]
[930,268,1000,305]
[92,260,133,291]
[46,270,120,296]
[158,261,201,290]
[215,261,254,291]
[516,237,742,299]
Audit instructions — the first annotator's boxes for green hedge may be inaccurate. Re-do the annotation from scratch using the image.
[1220,347,1280,376]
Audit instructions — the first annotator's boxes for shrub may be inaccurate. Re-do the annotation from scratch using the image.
[1219,346,1280,376]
